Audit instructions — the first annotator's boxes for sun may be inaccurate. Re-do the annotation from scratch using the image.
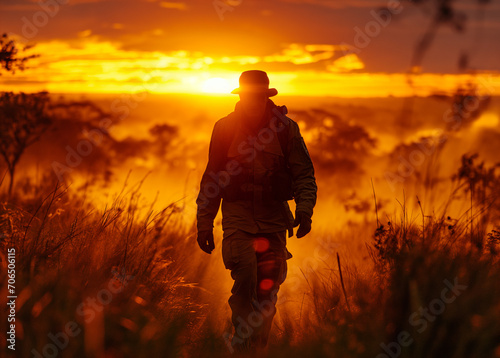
[201,77,232,94]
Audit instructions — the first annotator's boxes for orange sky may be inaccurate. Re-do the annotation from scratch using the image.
[1,0,500,96]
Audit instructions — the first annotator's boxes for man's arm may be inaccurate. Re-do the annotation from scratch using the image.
[286,120,317,219]
[196,122,223,232]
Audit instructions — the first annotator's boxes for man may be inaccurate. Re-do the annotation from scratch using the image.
[196,70,317,352]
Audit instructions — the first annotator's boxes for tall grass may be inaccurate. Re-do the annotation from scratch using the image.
[1,172,500,357]
[262,196,500,358]
[0,175,206,357]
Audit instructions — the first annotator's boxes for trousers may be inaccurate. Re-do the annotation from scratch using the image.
[221,229,291,350]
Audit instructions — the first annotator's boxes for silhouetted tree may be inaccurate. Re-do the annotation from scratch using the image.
[445,82,491,132]
[149,123,178,158]
[0,92,53,198]
[0,33,38,74]
[47,100,180,185]
[293,108,377,176]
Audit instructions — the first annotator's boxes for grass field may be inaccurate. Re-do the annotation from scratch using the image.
[1,167,499,357]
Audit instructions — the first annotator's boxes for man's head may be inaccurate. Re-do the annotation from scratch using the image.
[232,70,277,120]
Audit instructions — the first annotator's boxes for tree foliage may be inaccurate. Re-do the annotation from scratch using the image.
[0,33,38,74]
[0,92,53,198]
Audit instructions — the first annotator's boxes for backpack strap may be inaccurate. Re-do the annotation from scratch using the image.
[219,112,237,161]
[273,105,290,162]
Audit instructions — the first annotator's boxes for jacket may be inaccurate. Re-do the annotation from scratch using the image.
[196,99,317,237]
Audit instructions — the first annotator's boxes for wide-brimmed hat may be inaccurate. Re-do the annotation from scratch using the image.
[231,70,278,97]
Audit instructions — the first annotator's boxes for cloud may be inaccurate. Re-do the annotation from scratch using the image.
[159,2,188,10]
[1,33,499,97]
[264,43,338,65]
[327,53,365,72]
[261,43,366,73]
[1,38,363,87]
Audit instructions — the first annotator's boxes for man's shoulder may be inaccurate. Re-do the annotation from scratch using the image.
[213,112,237,131]
[209,112,239,142]
[216,112,235,124]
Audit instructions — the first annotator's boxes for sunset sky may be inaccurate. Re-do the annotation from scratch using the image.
[1,0,499,96]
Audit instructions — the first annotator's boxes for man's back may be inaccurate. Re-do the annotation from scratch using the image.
[218,100,295,236]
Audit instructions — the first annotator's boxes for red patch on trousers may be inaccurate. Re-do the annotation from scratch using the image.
[259,279,274,291]
[253,237,270,253]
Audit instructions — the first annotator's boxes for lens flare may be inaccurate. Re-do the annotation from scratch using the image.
[259,279,274,291]
[254,238,270,253]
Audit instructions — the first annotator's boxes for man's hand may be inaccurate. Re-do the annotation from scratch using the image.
[293,211,312,238]
[197,230,215,254]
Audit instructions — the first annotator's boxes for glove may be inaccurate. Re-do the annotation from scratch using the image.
[197,230,215,254]
[293,211,312,238]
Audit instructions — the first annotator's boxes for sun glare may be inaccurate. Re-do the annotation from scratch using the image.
[201,77,232,94]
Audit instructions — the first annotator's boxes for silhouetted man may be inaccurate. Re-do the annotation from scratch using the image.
[196,70,317,353]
